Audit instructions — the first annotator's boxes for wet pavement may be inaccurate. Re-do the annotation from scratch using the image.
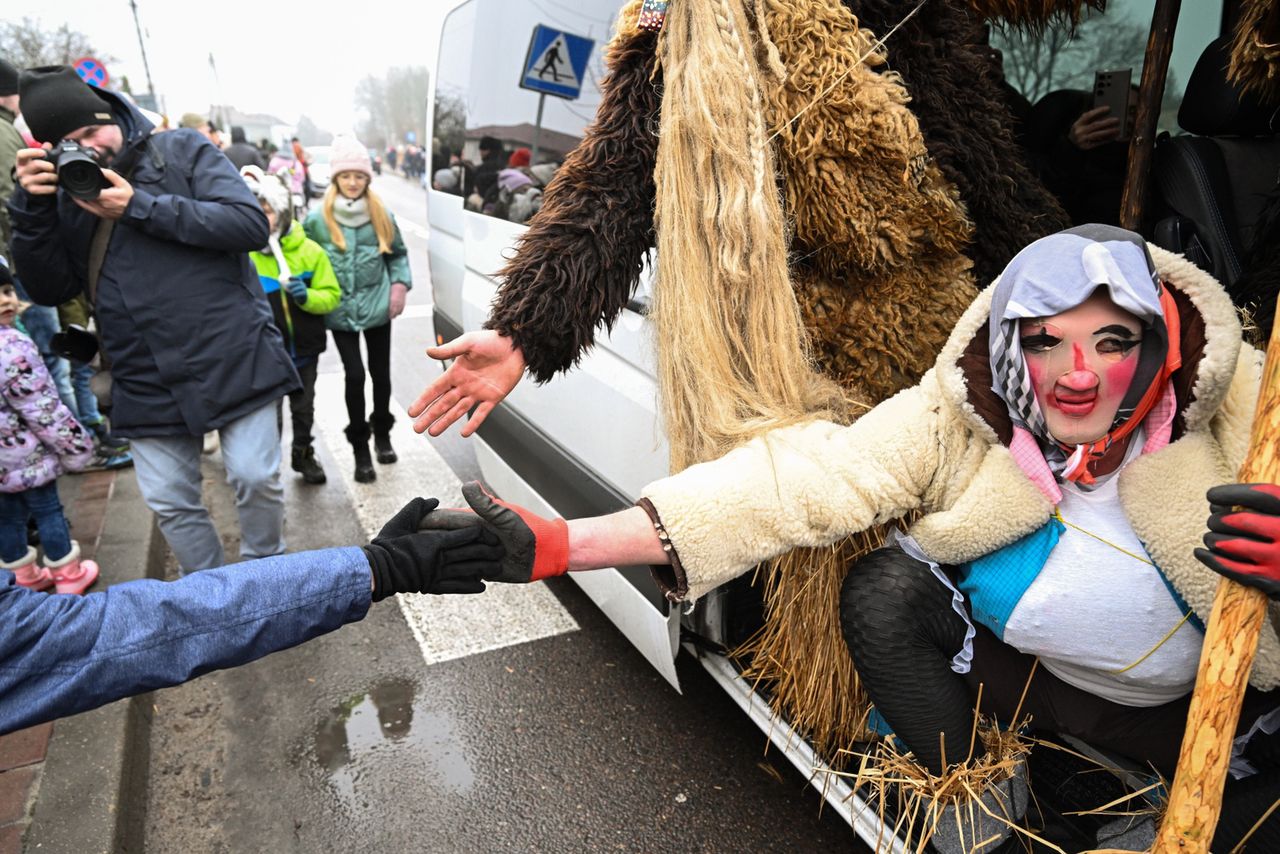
[140,175,863,852]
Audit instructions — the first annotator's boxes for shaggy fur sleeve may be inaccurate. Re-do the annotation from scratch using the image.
[484,25,660,383]
[640,384,942,601]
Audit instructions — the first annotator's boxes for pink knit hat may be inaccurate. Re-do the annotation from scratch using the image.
[329,135,373,179]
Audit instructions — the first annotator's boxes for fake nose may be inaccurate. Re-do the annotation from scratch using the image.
[1058,370,1099,393]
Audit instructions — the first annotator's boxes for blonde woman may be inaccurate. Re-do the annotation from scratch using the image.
[304,136,411,482]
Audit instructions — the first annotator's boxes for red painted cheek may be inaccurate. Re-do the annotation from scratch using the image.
[1104,356,1138,400]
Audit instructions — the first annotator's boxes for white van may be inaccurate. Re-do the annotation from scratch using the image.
[424,0,891,845]
[425,1,1231,848]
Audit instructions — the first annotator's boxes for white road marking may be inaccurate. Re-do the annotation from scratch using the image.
[397,218,430,240]
[313,372,579,665]
[399,303,434,320]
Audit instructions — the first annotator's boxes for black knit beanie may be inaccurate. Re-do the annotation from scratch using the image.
[0,59,18,97]
[19,66,117,143]
[0,257,13,288]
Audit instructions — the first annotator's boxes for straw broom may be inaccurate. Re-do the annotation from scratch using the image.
[1154,292,1280,850]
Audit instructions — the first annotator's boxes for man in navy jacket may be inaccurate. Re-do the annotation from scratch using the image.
[8,67,300,574]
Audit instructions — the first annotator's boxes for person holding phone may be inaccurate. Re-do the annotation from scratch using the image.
[1027,75,1134,226]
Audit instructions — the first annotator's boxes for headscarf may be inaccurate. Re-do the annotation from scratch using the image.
[988,225,1183,484]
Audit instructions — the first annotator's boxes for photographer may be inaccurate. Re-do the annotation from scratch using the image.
[7,66,301,575]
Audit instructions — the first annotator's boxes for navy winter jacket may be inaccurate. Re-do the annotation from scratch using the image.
[6,90,300,437]
[0,547,372,734]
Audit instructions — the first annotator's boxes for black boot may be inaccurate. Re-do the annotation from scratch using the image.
[345,423,376,483]
[370,412,397,464]
[291,444,327,485]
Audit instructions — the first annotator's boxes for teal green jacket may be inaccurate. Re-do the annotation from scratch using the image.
[303,209,412,332]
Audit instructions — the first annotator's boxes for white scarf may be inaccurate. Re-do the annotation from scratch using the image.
[332,195,371,229]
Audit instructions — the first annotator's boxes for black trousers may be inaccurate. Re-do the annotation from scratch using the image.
[330,322,392,430]
[840,544,1280,850]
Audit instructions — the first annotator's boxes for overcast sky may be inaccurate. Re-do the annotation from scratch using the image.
[24,2,451,134]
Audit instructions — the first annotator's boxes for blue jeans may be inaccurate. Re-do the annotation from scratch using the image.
[131,402,285,573]
[69,360,102,426]
[0,483,71,564]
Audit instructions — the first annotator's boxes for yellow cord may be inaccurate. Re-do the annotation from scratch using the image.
[1052,507,1195,675]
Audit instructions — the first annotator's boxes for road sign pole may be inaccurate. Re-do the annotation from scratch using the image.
[532,92,546,166]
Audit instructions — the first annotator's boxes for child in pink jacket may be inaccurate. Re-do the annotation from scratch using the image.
[0,260,97,594]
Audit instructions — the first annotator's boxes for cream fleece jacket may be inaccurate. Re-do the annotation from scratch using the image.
[642,247,1280,690]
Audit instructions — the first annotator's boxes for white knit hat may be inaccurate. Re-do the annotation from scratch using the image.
[329,135,373,179]
[241,165,290,215]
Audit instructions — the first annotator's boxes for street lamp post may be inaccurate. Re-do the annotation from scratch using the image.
[128,0,158,106]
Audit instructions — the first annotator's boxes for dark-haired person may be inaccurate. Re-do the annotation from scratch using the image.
[9,66,300,575]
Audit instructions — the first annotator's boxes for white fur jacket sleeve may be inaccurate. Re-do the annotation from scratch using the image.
[640,379,949,602]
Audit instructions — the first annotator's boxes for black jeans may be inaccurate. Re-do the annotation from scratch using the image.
[281,359,318,449]
[840,543,1280,850]
[330,323,392,430]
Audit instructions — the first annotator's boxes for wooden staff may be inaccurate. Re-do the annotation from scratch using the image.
[1119,0,1181,231]
[1155,304,1280,850]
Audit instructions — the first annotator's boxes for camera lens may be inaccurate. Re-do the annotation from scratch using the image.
[58,156,107,201]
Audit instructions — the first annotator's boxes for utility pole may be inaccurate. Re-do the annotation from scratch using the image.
[128,0,158,106]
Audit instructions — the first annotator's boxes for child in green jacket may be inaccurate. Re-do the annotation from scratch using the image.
[242,167,340,484]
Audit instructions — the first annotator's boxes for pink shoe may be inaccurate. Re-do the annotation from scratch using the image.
[5,546,52,591]
[45,541,99,595]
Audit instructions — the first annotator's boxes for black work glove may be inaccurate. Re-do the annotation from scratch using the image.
[1194,483,1280,599]
[363,497,505,600]
[420,481,569,583]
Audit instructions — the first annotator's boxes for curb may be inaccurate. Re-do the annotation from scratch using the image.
[22,470,164,854]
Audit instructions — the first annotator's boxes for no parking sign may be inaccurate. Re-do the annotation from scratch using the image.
[72,57,110,89]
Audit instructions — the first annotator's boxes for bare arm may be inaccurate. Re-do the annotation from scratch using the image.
[566,506,668,571]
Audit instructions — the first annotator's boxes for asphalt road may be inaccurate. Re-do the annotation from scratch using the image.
[141,174,859,852]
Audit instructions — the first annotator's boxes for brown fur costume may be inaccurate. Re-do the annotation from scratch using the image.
[758,0,976,404]
[840,0,1070,286]
[1229,0,1280,101]
[485,16,661,383]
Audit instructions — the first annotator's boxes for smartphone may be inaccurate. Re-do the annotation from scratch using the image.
[1092,68,1134,139]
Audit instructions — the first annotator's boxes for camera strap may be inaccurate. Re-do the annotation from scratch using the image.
[82,140,157,374]
[85,218,114,306]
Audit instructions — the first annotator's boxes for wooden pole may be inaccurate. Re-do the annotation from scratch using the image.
[1119,0,1181,231]
[1155,296,1280,851]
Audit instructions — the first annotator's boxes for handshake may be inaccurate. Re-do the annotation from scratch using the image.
[364,482,569,601]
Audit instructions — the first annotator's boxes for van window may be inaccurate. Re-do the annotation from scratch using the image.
[432,1,476,198]
[993,1,1223,132]
[439,0,623,224]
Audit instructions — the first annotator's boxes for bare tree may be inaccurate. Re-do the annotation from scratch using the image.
[0,18,112,70]
[295,115,332,147]
[354,66,430,150]
[431,92,467,157]
[994,13,1148,104]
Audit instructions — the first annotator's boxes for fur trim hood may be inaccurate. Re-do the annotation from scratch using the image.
[934,246,1246,446]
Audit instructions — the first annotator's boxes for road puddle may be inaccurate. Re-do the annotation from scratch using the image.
[312,677,475,806]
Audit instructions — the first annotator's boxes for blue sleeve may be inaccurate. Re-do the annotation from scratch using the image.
[120,137,270,252]
[7,188,87,306]
[0,547,372,734]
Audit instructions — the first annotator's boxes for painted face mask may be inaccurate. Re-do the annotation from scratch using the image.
[1019,292,1144,447]
[989,225,1182,485]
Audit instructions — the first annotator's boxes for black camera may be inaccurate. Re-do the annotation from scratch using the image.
[51,324,99,363]
[47,140,110,201]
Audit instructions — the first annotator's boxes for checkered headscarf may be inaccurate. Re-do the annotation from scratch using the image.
[988,225,1176,483]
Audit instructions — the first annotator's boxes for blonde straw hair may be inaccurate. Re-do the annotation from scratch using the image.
[652,0,846,472]
[322,182,397,254]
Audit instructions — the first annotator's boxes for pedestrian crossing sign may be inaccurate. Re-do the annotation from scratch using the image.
[520,25,595,100]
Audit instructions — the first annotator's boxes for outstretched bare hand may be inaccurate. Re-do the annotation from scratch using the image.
[409,330,526,437]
